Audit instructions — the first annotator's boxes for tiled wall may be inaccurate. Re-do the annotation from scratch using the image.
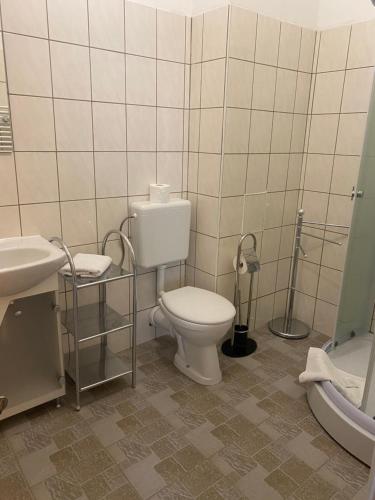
[294,20,375,336]
[0,0,191,345]
[186,6,316,329]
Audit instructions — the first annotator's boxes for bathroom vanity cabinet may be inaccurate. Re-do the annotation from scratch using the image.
[0,283,65,420]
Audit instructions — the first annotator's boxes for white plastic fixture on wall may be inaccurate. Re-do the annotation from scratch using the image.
[129,0,375,30]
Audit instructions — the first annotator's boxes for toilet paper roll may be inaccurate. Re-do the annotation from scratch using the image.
[233,253,248,275]
[149,183,171,203]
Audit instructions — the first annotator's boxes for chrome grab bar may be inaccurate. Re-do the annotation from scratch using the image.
[301,231,343,246]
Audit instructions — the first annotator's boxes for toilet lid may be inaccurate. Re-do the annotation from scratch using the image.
[161,286,236,325]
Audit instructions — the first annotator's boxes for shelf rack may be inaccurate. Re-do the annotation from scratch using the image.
[50,230,137,410]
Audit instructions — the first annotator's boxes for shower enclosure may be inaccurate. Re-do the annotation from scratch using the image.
[307,72,375,465]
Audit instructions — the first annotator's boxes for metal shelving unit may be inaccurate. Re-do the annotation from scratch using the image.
[50,230,137,410]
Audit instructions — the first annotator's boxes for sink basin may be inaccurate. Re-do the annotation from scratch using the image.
[0,236,66,297]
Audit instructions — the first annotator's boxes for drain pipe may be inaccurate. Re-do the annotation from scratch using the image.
[157,265,167,297]
[149,265,170,330]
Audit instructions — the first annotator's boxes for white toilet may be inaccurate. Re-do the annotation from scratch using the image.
[131,198,235,385]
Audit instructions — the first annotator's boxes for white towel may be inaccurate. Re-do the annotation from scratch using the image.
[60,253,112,278]
[299,347,365,408]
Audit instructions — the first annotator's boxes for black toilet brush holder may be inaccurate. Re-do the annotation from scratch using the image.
[221,324,257,358]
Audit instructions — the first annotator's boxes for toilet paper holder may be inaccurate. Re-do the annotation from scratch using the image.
[222,232,260,358]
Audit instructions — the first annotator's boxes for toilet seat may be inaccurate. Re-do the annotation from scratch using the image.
[160,286,235,326]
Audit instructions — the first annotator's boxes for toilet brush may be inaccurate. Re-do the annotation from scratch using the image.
[221,233,258,358]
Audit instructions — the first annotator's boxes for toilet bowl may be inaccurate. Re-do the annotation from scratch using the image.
[151,286,235,385]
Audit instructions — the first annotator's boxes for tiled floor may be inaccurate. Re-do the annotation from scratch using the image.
[0,327,370,500]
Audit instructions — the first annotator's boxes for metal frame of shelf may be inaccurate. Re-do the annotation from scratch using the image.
[50,230,137,411]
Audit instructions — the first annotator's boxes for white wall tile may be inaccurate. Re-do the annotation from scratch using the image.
[195,232,217,275]
[157,10,185,63]
[246,154,269,194]
[91,49,125,103]
[243,193,266,233]
[16,152,59,204]
[10,95,55,151]
[125,2,156,58]
[191,14,203,64]
[0,155,18,206]
[303,154,333,193]
[20,202,61,238]
[157,61,185,108]
[274,68,297,113]
[222,154,248,197]
[126,55,156,106]
[93,102,126,151]
[271,113,293,153]
[95,152,127,198]
[88,0,124,52]
[224,108,251,154]
[4,33,51,97]
[219,196,243,237]
[228,6,256,61]
[157,108,183,151]
[61,199,97,246]
[294,72,311,114]
[197,194,219,237]
[198,153,221,196]
[0,206,21,237]
[255,15,280,66]
[58,152,96,201]
[47,0,89,45]
[308,114,339,154]
[199,108,223,154]
[312,71,345,114]
[1,0,48,37]
[127,105,156,152]
[127,152,156,195]
[330,155,360,196]
[54,99,93,151]
[347,19,375,69]
[51,42,91,100]
[264,192,284,229]
[202,7,228,61]
[299,29,316,72]
[252,64,277,111]
[341,68,374,113]
[317,26,351,72]
[249,111,273,154]
[336,113,367,156]
[226,59,253,109]
[267,154,289,192]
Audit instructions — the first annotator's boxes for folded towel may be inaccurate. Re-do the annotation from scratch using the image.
[60,253,112,278]
[299,347,365,408]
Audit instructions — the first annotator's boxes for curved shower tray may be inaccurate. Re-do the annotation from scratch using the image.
[307,340,375,465]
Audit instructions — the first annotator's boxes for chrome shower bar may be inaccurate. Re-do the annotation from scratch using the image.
[300,231,343,246]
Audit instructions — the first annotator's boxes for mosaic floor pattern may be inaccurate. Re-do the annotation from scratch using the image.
[0,326,370,499]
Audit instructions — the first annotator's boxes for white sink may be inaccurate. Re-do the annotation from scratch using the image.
[0,236,66,297]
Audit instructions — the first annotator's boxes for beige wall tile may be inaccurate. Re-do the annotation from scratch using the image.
[341,68,374,113]
[202,7,228,61]
[312,71,345,114]
[317,26,351,72]
[326,194,353,227]
[301,190,328,222]
[317,266,342,305]
[157,10,185,63]
[224,108,251,154]
[195,233,218,275]
[0,155,18,206]
[127,152,156,195]
[4,33,51,97]
[199,108,223,154]
[226,59,253,109]
[283,190,299,225]
[274,69,297,113]
[299,29,316,72]
[10,95,55,151]
[252,64,277,111]
[54,99,93,151]
[157,152,183,192]
[16,152,59,204]
[296,260,319,296]
[267,154,289,192]
[58,152,96,201]
[197,194,219,237]
[271,113,293,154]
[127,105,156,151]
[191,15,203,64]
[246,154,269,194]
[198,154,221,197]
[347,19,375,69]
[218,235,238,274]
[278,23,301,70]
[219,196,243,237]
[258,261,277,296]
[126,55,156,106]
[93,102,126,151]
[94,152,126,199]
[330,156,360,196]
[287,154,303,190]
[243,194,266,233]
[125,2,156,58]
[313,299,337,336]
[303,154,333,193]
[0,206,21,237]
[91,49,125,103]
[1,0,48,37]
[157,61,185,108]
[157,108,183,151]
[201,59,226,108]
[249,111,273,154]
[47,0,88,45]
[222,154,247,197]
[228,6,256,61]
[261,227,281,263]
[291,114,307,153]
[195,268,216,291]
[189,64,202,109]
[294,72,312,114]
[88,0,124,51]
[61,199,97,245]
[255,15,280,66]
[97,196,127,241]
[51,42,91,100]
[336,113,367,156]
[294,291,315,326]
[308,114,339,154]
[255,294,274,327]
[264,192,284,229]
[21,202,61,238]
